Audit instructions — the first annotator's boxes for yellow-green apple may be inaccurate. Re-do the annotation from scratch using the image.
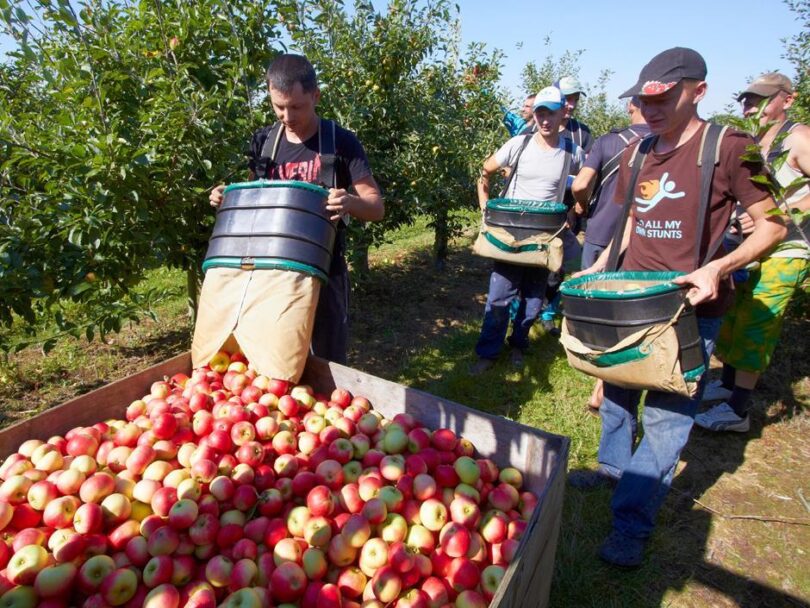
[17,439,44,458]
[142,460,175,483]
[453,457,480,486]
[302,547,328,580]
[26,480,58,511]
[480,564,505,600]
[358,537,388,577]
[220,509,246,527]
[371,565,401,603]
[54,468,85,497]
[377,487,404,513]
[273,537,303,566]
[168,499,198,530]
[379,455,405,482]
[0,585,37,608]
[31,444,64,473]
[34,562,78,598]
[131,479,161,505]
[208,351,230,373]
[219,587,262,608]
[418,498,447,532]
[455,589,487,608]
[396,588,429,608]
[405,524,435,554]
[358,475,382,502]
[176,478,201,502]
[230,463,255,486]
[101,493,132,527]
[286,506,311,538]
[77,553,116,594]
[499,467,523,489]
[143,583,180,608]
[270,562,307,603]
[303,517,332,548]
[0,475,33,505]
[162,468,190,490]
[69,454,97,475]
[7,544,49,585]
[382,428,408,455]
[379,513,408,544]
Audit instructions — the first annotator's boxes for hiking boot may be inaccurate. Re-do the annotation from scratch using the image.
[694,402,750,433]
[598,530,646,568]
[510,349,525,367]
[701,379,733,403]
[469,358,495,376]
[567,468,619,490]
[541,319,561,337]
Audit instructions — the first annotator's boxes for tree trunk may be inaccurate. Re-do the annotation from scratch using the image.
[186,266,200,325]
[433,209,449,271]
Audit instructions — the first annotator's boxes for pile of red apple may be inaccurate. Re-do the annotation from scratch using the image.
[0,350,538,608]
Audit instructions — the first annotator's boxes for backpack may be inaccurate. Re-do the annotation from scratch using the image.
[587,127,644,216]
[254,118,339,189]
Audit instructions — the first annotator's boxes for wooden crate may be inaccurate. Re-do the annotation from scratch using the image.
[0,353,570,608]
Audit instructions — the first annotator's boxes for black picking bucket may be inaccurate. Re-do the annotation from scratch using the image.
[203,181,336,281]
[484,199,568,240]
[560,272,704,374]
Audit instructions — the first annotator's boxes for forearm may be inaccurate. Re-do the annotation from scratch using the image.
[348,192,384,222]
[477,176,491,209]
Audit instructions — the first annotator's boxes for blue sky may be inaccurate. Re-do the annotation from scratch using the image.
[456,0,802,116]
[1,0,801,117]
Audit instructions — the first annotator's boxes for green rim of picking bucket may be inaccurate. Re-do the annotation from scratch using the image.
[486,199,567,214]
[202,257,328,282]
[223,180,329,197]
[483,232,549,253]
[560,271,687,300]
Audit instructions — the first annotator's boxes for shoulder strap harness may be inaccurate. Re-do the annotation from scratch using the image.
[606,122,728,272]
[256,118,337,188]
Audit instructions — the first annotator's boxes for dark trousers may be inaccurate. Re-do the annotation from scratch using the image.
[475,261,549,359]
[311,254,349,364]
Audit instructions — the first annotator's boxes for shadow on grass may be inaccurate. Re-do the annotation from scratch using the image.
[348,239,808,607]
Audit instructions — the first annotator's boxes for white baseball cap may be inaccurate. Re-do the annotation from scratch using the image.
[532,86,564,112]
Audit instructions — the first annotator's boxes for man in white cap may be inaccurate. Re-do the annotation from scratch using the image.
[570,48,785,567]
[472,86,585,373]
[696,72,809,432]
[556,75,594,152]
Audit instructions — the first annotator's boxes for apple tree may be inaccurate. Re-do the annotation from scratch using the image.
[0,0,283,352]
[275,0,505,270]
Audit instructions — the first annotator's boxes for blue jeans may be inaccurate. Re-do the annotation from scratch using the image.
[476,261,549,359]
[598,316,722,539]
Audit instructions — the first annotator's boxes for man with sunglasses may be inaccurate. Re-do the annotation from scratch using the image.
[696,73,809,433]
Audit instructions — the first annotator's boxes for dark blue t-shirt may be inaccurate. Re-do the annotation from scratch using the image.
[583,124,650,246]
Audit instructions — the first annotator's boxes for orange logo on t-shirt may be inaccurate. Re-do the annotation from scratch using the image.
[635,172,685,213]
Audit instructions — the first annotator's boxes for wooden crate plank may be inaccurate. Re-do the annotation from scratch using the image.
[0,353,191,460]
